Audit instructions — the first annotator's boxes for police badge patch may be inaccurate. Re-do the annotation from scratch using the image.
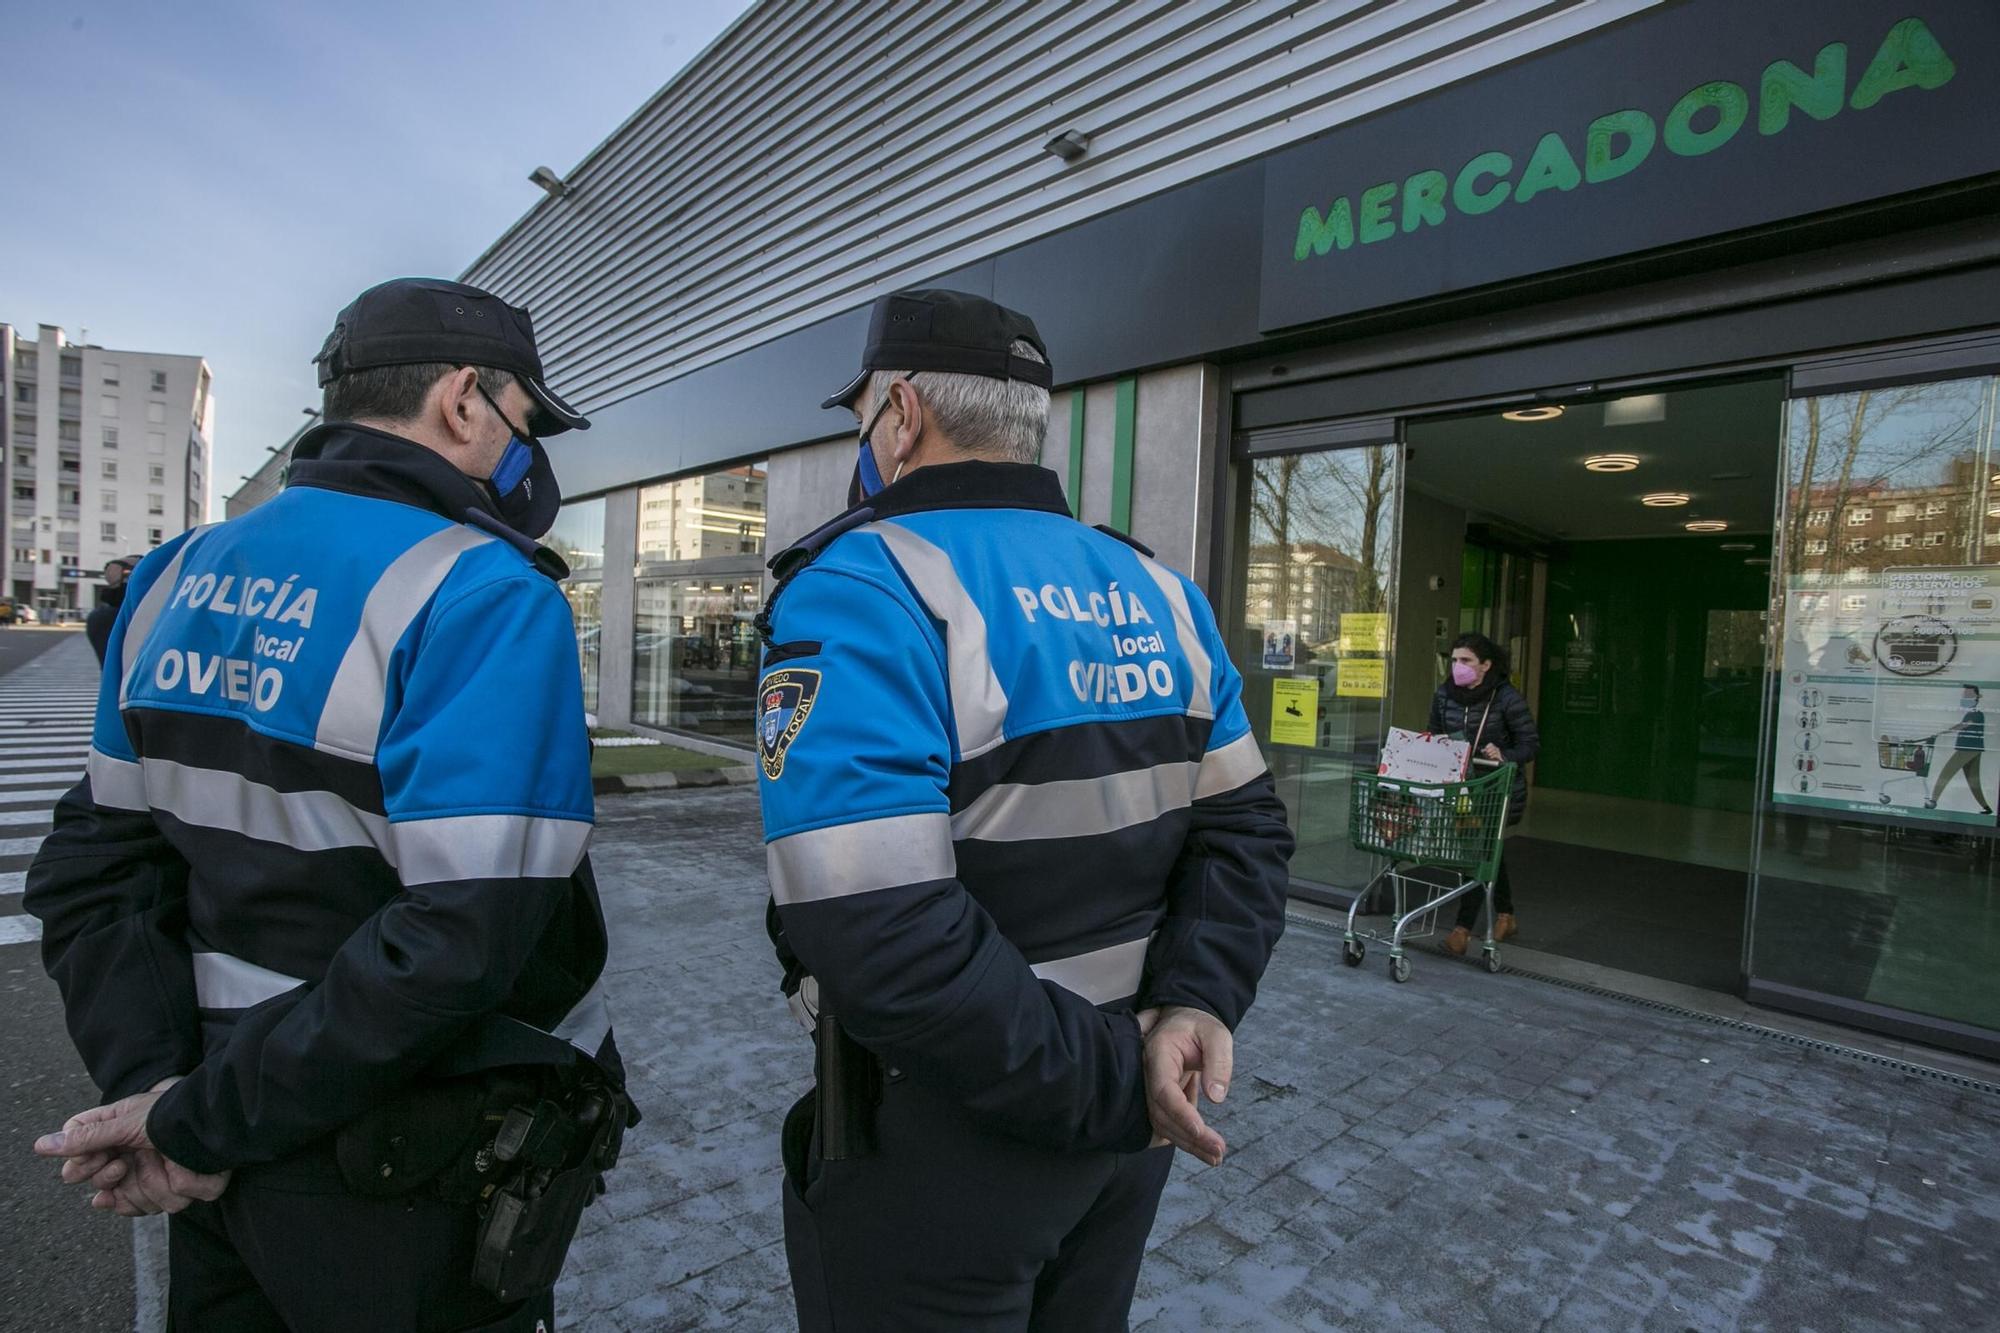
[757,668,821,780]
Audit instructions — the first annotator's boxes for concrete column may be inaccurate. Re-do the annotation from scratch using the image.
[1129,363,1221,579]
[596,486,638,728]
[765,437,855,571]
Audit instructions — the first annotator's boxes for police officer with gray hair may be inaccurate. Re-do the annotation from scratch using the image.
[758,289,1294,1329]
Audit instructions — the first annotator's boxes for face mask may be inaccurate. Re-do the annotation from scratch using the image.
[1964,699,1978,713]
[1451,661,1480,688]
[479,386,562,539]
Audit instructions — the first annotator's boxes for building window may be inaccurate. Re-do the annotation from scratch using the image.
[102,362,119,386]
[1924,500,1949,518]
[147,527,163,546]
[151,370,168,393]
[102,426,118,448]
[12,450,30,470]
[57,422,80,444]
[13,383,31,404]
[12,485,33,502]
[101,490,117,512]
[101,395,119,416]
[11,548,32,564]
[1846,537,1869,553]
[1889,503,1916,521]
[146,401,166,424]
[1804,538,1830,555]
[547,501,607,714]
[147,493,164,516]
[148,464,165,484]
[1845,508,1874,525]
[99,522,117,543]
[1922,531,1948,547]
[101,460,117,479]
[1885,533,1912,550]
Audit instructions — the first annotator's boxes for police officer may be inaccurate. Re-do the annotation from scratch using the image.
[758,289,1295,1330]
[28,278,623,1331]
[85,553,143,664]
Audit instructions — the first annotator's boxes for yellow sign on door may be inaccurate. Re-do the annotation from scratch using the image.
[1269,678,1319,747]
[1340,612,1388,654]
[1336,658,1387,699]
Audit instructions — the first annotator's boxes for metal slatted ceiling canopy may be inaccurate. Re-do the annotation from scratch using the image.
[464,0,1659,414]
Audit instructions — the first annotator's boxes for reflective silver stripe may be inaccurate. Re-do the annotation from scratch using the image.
[315,525,495,762]
[144,757,388,851]
[193,950,307,1010]
[1137,557,1214,722]
[85,748,148,811]
[550,979,613,1056]
[952,760,1197,843]
[767,812,956,905]
[1031,934,1154,1006]
[870,522,1011,760]
[118,525,216,707]
[1195,731,1268,800]
[384,814,592,886]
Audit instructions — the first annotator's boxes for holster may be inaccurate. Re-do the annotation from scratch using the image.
[334,1069,547,1202]
[470,1078,635,1302]
[814,1012,880,1162]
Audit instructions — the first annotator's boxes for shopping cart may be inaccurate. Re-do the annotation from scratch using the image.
[1876,734,1936,806]
[1341,762,1515,983]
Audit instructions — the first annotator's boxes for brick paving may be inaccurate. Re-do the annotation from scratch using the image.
[561,785,2000,1331]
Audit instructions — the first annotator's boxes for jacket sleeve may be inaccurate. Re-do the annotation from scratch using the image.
[758,564,1152,1155]
[24,551,201,1101]
[146,575,595,1173]
[1500,686,1541,765]
[1428,687,1446,734]
[1140,581,1294,1029]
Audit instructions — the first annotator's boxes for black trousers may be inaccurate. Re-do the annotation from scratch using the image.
[782,1081,1172,1331]
[1455,856,1515,930]
[166,1172,554,1332]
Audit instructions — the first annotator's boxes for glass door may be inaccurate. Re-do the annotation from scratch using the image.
[1754,369,2000,1038]
[1226,443,1400,898]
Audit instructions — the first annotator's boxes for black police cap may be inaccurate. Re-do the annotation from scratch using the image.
[822,289,1053,411]
[313,278,590,436]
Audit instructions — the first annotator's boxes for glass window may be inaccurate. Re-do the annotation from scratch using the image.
[546,499,607,715]
[630,461,769,742]
[636,464,767,562]
[1226,446,1399,892]
[632,575,763,741]
[1760,373,2000,1034]
[545,499,605,576]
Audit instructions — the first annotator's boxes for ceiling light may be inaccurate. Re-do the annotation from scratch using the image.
[1685,520,1728,532]
[1640,492,1690,507]
[1503,406,1565,422]
[1044,129,1092,162]
[1604,394,1666,426]
[1583,453,1640,472]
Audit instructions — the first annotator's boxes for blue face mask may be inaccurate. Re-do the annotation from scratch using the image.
[492,435,535,494]
[477,384,561,539]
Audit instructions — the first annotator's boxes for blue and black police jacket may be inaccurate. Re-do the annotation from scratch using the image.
[25,424,615,1175]
[757,462,1293,1155]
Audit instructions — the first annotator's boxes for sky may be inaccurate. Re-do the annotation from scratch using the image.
[1,0,751,504]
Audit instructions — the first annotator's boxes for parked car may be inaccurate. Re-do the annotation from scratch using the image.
[0,598,15,625]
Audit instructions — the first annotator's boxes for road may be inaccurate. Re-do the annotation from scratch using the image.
[0,630,142,1332]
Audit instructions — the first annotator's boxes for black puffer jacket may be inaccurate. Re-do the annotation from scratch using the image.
[1428,674,1539,823]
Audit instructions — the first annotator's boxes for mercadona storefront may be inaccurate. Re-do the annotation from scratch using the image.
[480,0,2000,1058]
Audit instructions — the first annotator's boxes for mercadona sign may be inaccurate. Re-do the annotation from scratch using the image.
[1257,1,1999,331]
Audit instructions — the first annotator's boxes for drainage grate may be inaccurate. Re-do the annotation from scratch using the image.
[1284,909,2000,1098]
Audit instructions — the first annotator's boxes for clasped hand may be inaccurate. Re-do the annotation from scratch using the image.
[32,1081,230,1217]
[1135,1006,1233,1168]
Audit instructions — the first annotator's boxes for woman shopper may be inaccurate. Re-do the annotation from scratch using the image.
[1926,683,1993,814]
[1429,633,1540,956]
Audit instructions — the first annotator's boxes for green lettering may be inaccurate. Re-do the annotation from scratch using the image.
[1452,151,1513,216]
[1584,109,1656,184]
[1514,132,1582,205]
[1760,43,1847,134]
[1293,199,1354,261]
[1359,182,1398,244]
[1665,80,1750,156]
[1850,17,1955,110]
[1401,170,1448,232]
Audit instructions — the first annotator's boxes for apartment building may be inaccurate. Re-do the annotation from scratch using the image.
[1,322,212,613]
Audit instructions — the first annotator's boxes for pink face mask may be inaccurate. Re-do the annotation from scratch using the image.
[1450,661,1480,687]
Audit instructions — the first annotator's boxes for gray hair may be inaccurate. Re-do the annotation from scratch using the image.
[323,362,516,425]
[866,339,1050,464]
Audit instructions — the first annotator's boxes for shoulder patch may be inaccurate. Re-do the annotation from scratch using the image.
[758,667,822,780]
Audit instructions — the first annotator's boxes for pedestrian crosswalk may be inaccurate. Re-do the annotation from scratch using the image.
[0,635,101,947]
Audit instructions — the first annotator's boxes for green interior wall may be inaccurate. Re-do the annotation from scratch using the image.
[1537,536,1771,811]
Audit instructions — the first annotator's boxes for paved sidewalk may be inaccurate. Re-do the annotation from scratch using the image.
[563,786,2000,1331]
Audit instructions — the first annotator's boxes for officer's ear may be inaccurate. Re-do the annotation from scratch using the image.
[435,366,485,448]
[887,377,925,462]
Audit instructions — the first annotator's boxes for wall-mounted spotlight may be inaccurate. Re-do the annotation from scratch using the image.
[528,166,573,199]
[1044,130,1092,163]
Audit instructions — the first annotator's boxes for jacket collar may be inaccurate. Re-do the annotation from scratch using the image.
[284,423,569,577]
[864,460,1072,520]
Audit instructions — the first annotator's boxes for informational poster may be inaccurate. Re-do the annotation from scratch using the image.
[1261,620,1297,671]
[1339,612,1388,654]
[1774,567,2000,829]
[1269,677,1319,747]
[1336,658,1386,699]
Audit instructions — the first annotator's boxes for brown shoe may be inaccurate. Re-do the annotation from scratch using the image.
[1444,926,1471,956]
[1493,913,1518,943]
